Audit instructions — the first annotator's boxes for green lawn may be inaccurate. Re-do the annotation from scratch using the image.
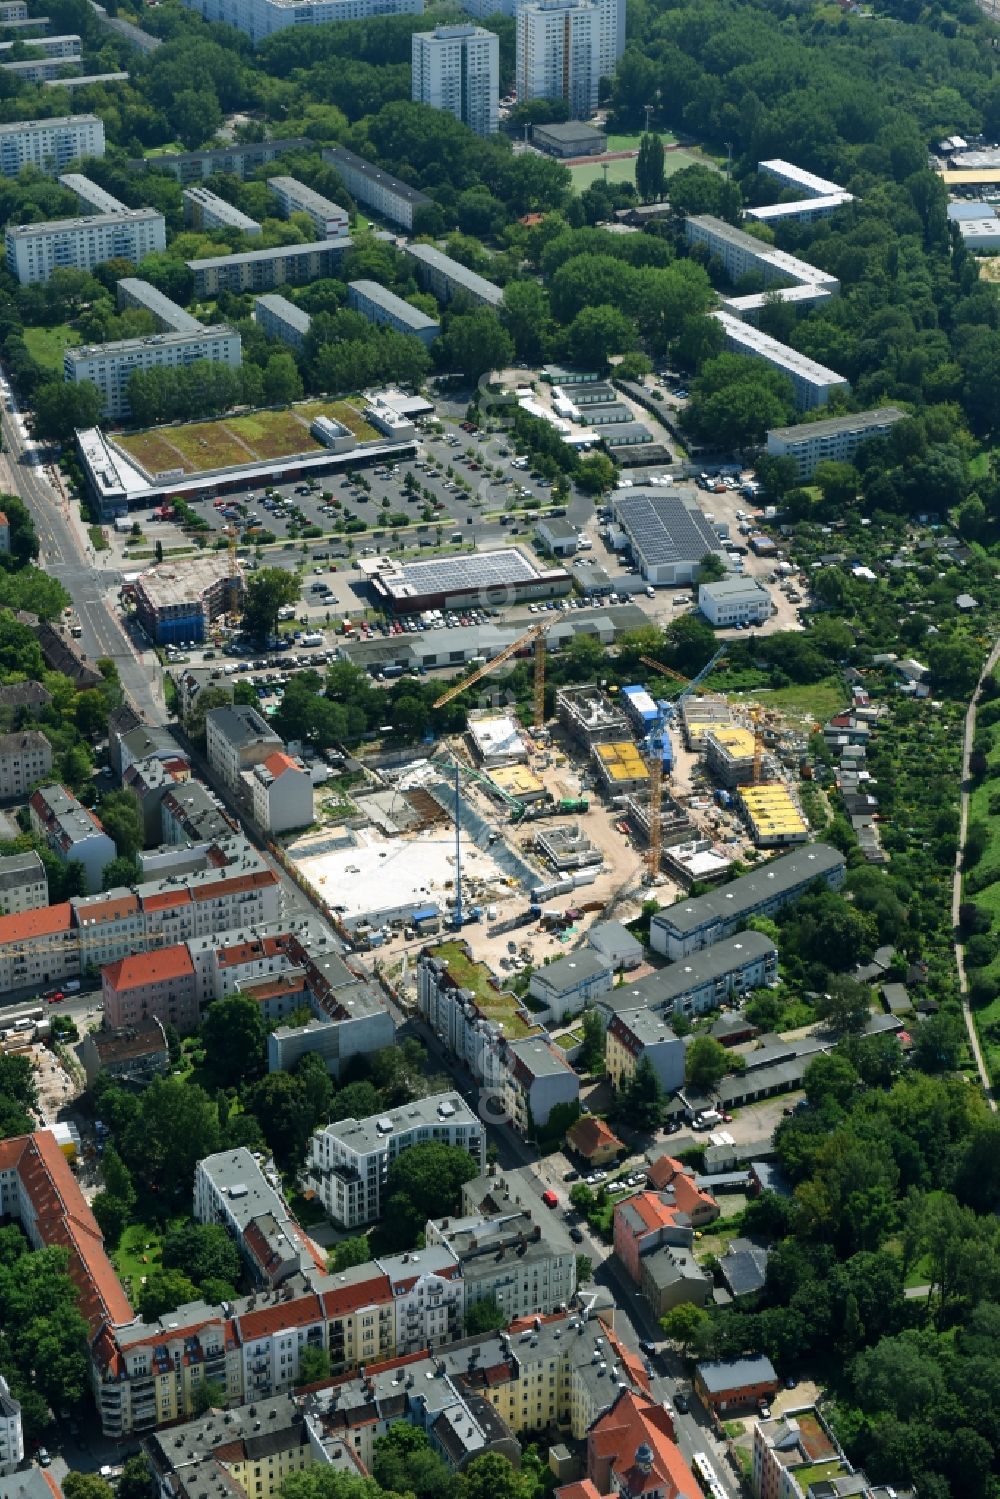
[112,1221,167,1299]
[604,130,676,151]
[735,678,849,723]
[568,146,707,196]
[23,323,80,371]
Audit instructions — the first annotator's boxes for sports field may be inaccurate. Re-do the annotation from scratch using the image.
[568,146,707,195]
[117,399,378,476]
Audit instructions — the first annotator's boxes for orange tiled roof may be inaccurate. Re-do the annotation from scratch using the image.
[567,1115,622,1158]
[620,1190,680,1235]
[237,1290,324,1341]
[320,1272,392,1320]
[0,901,73,945]
[589,1389,702,1499]
[216,935,292,968]
[647,1156,718,1217]
[191,870,277,902]
[139,887,193,913]
[78,893,139,923]
[262,750,300,777]
[103,944,195,992]
[0,1132,134,1335]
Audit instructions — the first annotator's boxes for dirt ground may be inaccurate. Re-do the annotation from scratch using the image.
[30,1041,82,1119]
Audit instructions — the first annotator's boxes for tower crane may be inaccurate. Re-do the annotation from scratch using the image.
[433,620,551,727]
[636,646,728,881]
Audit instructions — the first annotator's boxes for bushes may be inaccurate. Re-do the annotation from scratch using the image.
[963,933,999,969]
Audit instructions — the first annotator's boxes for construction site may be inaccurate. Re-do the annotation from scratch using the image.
[292,616,820,977]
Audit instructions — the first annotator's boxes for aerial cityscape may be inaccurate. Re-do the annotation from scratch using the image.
[0,1,998,1498]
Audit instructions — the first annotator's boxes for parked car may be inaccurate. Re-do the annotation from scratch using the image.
[569,1227,585,1244]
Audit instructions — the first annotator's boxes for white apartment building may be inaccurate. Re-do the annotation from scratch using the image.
[0,31,80,57]
[183,186,261,236]
[64,325,242,420]
[322,145,432,230]
[0,4,29,20]
[698,577,774,628]
[253,292,312,349]
[458,0,620,73]
[178,0,423,44]
[5,208,166,285]
[685,215,840,298]
[0,729,52,798]
[250,749,313,833]
[712,310,850,411]
[347,279,440,346]
[116,276,204,333]
[516,0,601,120]
[411,24,499,136]
[206,704,282,790]
[376,1247,465,1354]
[0,113,104,176]
[29,783,116,894]
[0,850,48,917]
[58,172,126,215]
[267,175,349,239]
[309,1093,485,1229]
[766,406,907,479]
[0,1376,23,1477]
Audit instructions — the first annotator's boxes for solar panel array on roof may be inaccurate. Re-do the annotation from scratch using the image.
[390,550,540,592]
[615,493,722,567]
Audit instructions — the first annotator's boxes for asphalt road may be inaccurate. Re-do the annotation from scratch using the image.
[0,373,164,724]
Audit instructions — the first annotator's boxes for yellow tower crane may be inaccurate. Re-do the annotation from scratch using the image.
[433,620,550,726]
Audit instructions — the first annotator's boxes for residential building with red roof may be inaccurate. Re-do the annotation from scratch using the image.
[375,1246,464,1354]
[645,1157,720,1229]
[101,943,199,1030]
[583,1388,704,1499]
[250,749,313,834]
[0,1131,134,1343]
[566,1114,623,1167]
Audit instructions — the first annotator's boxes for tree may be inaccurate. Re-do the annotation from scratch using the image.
[0,494,38,568]
[118,1456,153,1499]
[297,1345,331,1385]
[201,994,267,1087]
[242,568,301,643]
[31,380,102,443]
[247,1072,317,1169]
[102,855,140,891]
[263,352,304,406]
[698,551,728,583]
[576,1253,593,1283]
[122,1078,222,1212]
[577,1007,605,1073]
[373,1425,455,1499]
[635,133,666,202]
[574,453,616,495]
[137,1267,200,1321]
[465,1296,506,1335]
[172,88,222,149]
[162,1222,241,1292]
[95,791,143,861]
[500,280,551,362]
[382,1142,481,1248]
[803,1052,859,1110]
[619,1055,664,1132]
[329,1236,371,1273]
[685,1036,729,1091]
[660,1301,709,1354]
[909,1011,964,1073]
[566,304,637,368]
[815,977,873,1036]
[462,1452,533,1499]
[442,309,514,383]
[191,1379,227,1415]
[63,1476,114,1499]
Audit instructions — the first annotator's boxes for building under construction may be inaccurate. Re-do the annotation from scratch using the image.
[705,726,757,788]
[556,685,631,747]
[534,822,602,872]
[592,740,649,795]
[737,783,809,847]
[622,788,695,853]
[680,694,732,749]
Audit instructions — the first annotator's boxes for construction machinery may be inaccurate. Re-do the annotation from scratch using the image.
[432,621,549,726]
